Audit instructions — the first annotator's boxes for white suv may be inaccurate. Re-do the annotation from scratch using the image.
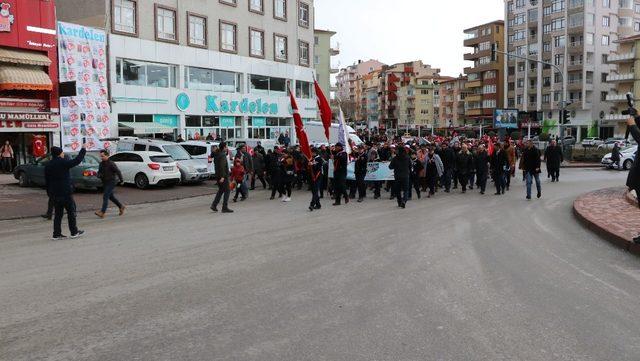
[180,140,236,175]
[109,151,181,189]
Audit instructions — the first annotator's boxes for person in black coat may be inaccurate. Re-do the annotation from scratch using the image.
[491,143,508,195]
[544,140,564,182]
[309,148,325,211]
[410,151,423,199]
[522,140,542,200]
[455,144,474,193]
[389,146,411,208]
[440,143,456,193]
[44,145,86,240]
[353,147,368,202]
[626,117,640,209]
[611,143,622,170]
[332,143,350,206]
[475,144,490,195]
[95,150,125,218]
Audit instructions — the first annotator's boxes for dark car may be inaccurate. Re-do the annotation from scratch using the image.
[13,151,103,191]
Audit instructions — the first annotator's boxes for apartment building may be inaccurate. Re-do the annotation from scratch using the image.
[504,0,626,140]
[414,76,440,128]
[438,76,468,128]
[56,0,317,142]
[379,61,440,131]
[463,20,505,127]
[605,34,640,138]
[313,29,338,99]
[335,59,385,119]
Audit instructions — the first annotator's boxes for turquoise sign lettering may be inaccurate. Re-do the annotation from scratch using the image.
[205,96,278,115]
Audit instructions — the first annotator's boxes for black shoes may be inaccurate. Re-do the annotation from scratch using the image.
[537,192,541,199]
[357,198,364,203]
[526,195,531,200]
[41,214,52,220]
[211,206,219,213]
[71,230,85,239]
[221,208,234,213]
[51,234,67,241]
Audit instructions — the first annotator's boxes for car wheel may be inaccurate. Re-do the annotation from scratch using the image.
[17,172,28,187]
[624,159,633,171]
[135,173,149,189]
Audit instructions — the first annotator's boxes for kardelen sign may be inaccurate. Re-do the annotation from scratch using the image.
[205,96,278,115]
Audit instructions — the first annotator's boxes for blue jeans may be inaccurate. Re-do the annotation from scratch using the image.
[525,172,542,198]
[101,182,123,213]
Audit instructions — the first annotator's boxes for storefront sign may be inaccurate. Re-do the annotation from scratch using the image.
[0,112,51,121]
[0,120,59,129]
[176,93,190,112]
[0,99,46,108]
[220,116,235,128]
[58,22,110,151]
[153,114,178,128]
[252,117,266,127]
[205,96,278,115]
[0,3,15,32]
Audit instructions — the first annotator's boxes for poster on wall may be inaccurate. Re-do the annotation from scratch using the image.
[57,21,110,151]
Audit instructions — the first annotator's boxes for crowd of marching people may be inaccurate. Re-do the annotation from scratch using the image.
[209,134,565,213]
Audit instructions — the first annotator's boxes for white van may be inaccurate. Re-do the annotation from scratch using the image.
[180,140,235,175]
[304,121,364,146]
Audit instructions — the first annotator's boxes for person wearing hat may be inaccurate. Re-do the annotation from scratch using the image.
[332,142,349,206]
[44,144,87,240]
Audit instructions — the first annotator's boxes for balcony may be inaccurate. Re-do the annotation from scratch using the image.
[608,51,635,63]
[330,67,339,74]
[607,73,635,83]
[606,94,628,102]
[464,80,482,89]
[466,94,482,102]
[466,109,483,116]
[329,43,340,56]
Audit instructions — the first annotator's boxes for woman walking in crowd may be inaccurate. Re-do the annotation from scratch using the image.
[232,158,247,203]
[1,140,14,173]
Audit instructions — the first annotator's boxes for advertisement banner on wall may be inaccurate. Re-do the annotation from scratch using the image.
[494,109,519,129]
[57,21,110,151]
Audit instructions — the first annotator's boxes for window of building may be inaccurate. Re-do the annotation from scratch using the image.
[551,18,565,31]
[185,67,241,92]
[635,21,640,32]
[298,1,310,27]
[274,34,288,62]
[517,78,524,88]
[274,0,287,20]
[250,75,288,95]
[116,58,178,88]
[554,72,562,83]
[554,54,564,65]
[298,40,309,66]
[219,0,237,6]
[601,91,608,101]
[585,13,595,26]
[113,0,137,35]
[603,0,610,7]
[155,6,176,42]
[187,13,206,47]
[554,35,565,47]
[586,32,594,45]
[220,21,237,53]
[602,16,610,27]
[542,94,550,104]
[601,35,609,46]
[314,36,319,46]
[249,0,264,13]
[249,28,265,58]
[296,80,313,98]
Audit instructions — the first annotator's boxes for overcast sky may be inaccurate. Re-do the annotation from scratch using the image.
[314,0,504,77]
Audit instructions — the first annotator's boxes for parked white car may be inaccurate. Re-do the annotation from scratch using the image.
[597,138,631,150]
[180,140,236,175]
[581,137,604,147]
[109,151,181,189]
[116,138,212,183]
[601,145,637,170]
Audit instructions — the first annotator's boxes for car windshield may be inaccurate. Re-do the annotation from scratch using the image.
[150,155,174,163]
[162,145,191,161]
[83,153,101,166]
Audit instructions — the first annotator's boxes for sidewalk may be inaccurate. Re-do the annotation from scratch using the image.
[573,187,640,254]
[0,174,220,220]
[561,162,603,168]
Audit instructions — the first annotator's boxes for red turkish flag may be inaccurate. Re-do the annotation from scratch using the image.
[289,90,312,161]
[314,79,332,142]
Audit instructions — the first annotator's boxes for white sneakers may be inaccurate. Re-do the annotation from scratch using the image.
[282,197,291,202]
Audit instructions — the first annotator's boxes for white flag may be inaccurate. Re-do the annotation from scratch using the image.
[337,106,352,155]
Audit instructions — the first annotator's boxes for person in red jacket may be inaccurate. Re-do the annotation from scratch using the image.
[231,158,246,203]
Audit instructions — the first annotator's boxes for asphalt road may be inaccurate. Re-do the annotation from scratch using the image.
[2,168,640,361]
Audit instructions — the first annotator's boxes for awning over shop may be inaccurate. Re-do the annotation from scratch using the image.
[0,47,52,67]
[119,122,175,135]
[0,65,53,91]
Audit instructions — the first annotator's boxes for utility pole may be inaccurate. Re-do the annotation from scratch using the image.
[491,44,568,148]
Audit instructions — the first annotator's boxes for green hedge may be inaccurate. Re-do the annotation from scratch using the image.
[569,147,609,162]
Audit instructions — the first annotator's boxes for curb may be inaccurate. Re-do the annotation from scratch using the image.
[572,204,631,251]
[625,190,638,207]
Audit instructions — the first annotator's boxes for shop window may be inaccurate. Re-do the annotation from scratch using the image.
[117,58,177,88]
[185,67,239,92]
[186,116,202,127]
[250,75,288,95]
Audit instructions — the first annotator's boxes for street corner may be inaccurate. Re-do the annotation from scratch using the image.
[573,187,640,252]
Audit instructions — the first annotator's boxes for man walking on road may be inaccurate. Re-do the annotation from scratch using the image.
[522,140,542,200]
[211,142,233,213]
[544,140,563,182]
[45,145,86,240]
[389,146,411,209]
[95,150,125,218]
[332,143,349,206]
[309,147,325,211]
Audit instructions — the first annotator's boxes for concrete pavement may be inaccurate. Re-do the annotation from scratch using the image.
[2,168,640,360]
